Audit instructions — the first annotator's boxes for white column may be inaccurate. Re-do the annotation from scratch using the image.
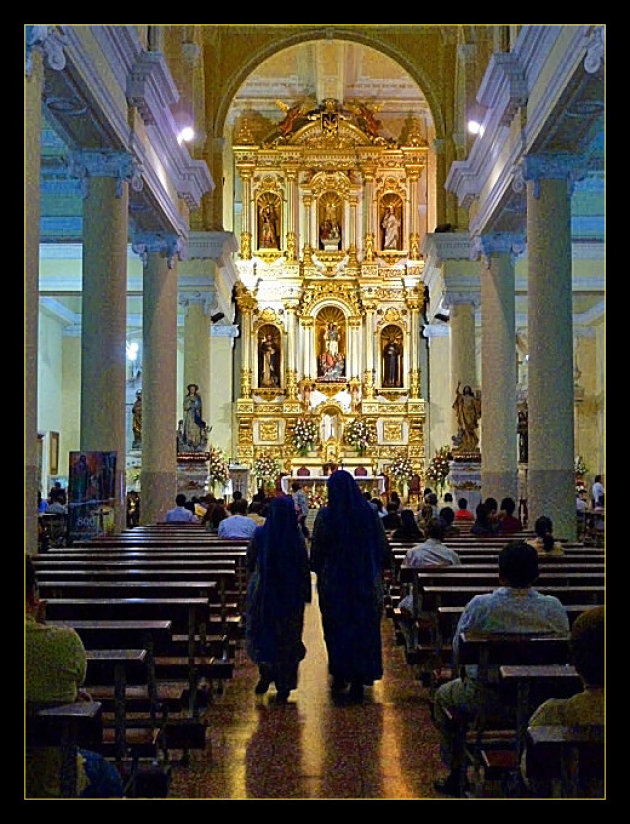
[475,233,522,503]
[25,41,45,552]
[78,157,131,532]
[523,154,578,539]
[137,239,181,524]
[180,290,213,411]
[210,324,239,455]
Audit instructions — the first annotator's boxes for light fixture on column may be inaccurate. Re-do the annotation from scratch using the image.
[434,312,450,323]
[210,312,225,324]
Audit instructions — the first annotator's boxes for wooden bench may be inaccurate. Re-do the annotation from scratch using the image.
[523,724,605,797]
[26,700,103,798]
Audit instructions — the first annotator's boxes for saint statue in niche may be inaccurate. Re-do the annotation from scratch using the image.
[319,200,341,250]
[381,203,401,250]
[258,327,281,388]
[319,321,345,380]
[258,200,279,249]
[382,339,402,387]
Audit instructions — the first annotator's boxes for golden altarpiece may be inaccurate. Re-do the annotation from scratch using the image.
[232,99,428,500]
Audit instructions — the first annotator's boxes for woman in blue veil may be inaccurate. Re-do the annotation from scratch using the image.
[245,495,312,702]
[310,469,393,699]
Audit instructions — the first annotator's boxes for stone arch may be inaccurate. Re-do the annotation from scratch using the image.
[213,27,445,139]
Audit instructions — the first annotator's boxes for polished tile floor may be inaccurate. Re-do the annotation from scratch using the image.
[169,574,446,800]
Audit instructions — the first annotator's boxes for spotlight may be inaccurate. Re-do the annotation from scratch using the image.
[210,312,225,324]
[435,313,450,323]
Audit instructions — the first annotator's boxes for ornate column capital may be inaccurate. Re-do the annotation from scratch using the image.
[25,25,67,75]
[132,232,186,269]
[470,232,526,266]
[584,25,605,74]
[441,290,481,310]
[68,149,144,199]
[521,153,588,198]
[179,288,216,316]
[234,281,257,313]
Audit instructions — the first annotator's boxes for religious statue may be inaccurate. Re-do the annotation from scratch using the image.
[319,322,345,380]
[518,407,528,463]
[131,390,142,449]
[181,383,208,453]
[259,332,280,387]
[382,340,401,387]
[452,381,482,451]
[319,201,341,249]
[382,205,401,250]
[258,201,279,249]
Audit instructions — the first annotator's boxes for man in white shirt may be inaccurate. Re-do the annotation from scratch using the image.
[591,475,605,508]
[403,519,462,567]
[218,498,258,539]
[165,493,199,523]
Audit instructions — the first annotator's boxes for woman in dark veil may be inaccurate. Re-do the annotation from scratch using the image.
[245,496,312,702]
[310,469,393,700]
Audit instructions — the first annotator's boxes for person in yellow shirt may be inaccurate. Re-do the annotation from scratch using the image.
[527,515,564,555]
[25,555,123,798]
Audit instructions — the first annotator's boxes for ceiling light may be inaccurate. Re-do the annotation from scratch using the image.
[177,126,195,145]
[467,120,483,135]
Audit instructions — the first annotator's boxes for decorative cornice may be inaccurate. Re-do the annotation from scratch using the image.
[25,25,67,75]
[441,290,481,309]
[179,289,216,316]
[584,25,605,74]
[470,232,526,266]
[211,324,240,338]
[131,232,186,269]
[187,231,239,265]
[422,324,449,338]
[422,232,472,266]
[126,50,179,126]
[68,150,143,199]
[477,52,528,128]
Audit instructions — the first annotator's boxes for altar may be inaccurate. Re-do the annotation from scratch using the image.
[281,471,385,504]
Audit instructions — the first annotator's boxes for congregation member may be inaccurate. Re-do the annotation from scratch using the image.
[217,498,258,539]
[165,493,199,523]
[402,518,461,567]
[310,470,393,701]
[245,496,312,703]
[438,506,460,538]
[591,475,605,509]
[291,481,310,539]
[25,556,124,798]
[497,496,523,535]
[521,605,604,798]
[381,502,403,530]
[470,501,498,536]
[432,541,569,796]
[390,509,424,543]
[454,497,475,521]
[527,515,564,556]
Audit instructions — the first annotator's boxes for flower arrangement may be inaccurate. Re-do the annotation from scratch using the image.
[207,446,230,491]
[389,452,414,490]
[575,455,588,476]
[345,417,377,454]
[292,417,318,454]
[252,453,280,487]
[425,445,452,495]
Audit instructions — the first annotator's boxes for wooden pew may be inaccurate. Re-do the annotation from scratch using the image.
[524,724,605,797]
[26,701,103,798]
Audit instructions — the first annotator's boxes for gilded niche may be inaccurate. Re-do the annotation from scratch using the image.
[257,324,282,389]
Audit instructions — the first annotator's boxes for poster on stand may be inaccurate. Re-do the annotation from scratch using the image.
[68,451,117,543]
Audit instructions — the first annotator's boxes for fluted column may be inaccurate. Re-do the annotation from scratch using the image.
[405,285,423,397]
[180,290,213,407]
[523,154,580,539]
[235,285,257,397]
[362,165,376,261]
[362,304,377,396]
[406,167,422,259]
[25,40,45,553]
[301,317,314,381]
[348,196,358,264]
[77,155,134,532]
[135,240,182,524]
[239,167,253,259]
[284,300,299,399]
[348,317,361,380]
[285,166,298,261]
[303,194,313,260]
[474,233,523,502]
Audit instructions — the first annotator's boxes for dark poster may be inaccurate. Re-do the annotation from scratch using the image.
[68,451,117,543]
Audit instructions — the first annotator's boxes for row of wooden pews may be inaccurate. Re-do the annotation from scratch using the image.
[383,530,605,797]
[30,524,252,796]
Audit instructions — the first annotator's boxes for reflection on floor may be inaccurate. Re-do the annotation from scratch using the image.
[169,574,445,800]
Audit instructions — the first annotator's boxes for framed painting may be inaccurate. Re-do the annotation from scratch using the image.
[49,431,59,476]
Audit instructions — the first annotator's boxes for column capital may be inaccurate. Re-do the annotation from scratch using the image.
[211,324,240,338]
[179,288,216,316]
[68,149,143,199]
[521,153,588,198]
[25,25,67,75]
[441,290,481,309]
[132,232,186,269]
[422,232,472,267]
[471,232,526,266]
[422,323,449,338]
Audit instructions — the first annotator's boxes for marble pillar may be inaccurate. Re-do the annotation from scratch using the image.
[181,291,212,411]
[80,172,129,532]
[523,155,577,540]
[140,246,179,524]
[476,234,522,503]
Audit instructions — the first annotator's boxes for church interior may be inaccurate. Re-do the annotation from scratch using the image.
[25,24,605,800]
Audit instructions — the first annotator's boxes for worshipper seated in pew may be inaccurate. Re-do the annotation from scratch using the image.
[431,541,569,797]
[25,555,124,799]
[527,515,564,556]
[521,605,605,798]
